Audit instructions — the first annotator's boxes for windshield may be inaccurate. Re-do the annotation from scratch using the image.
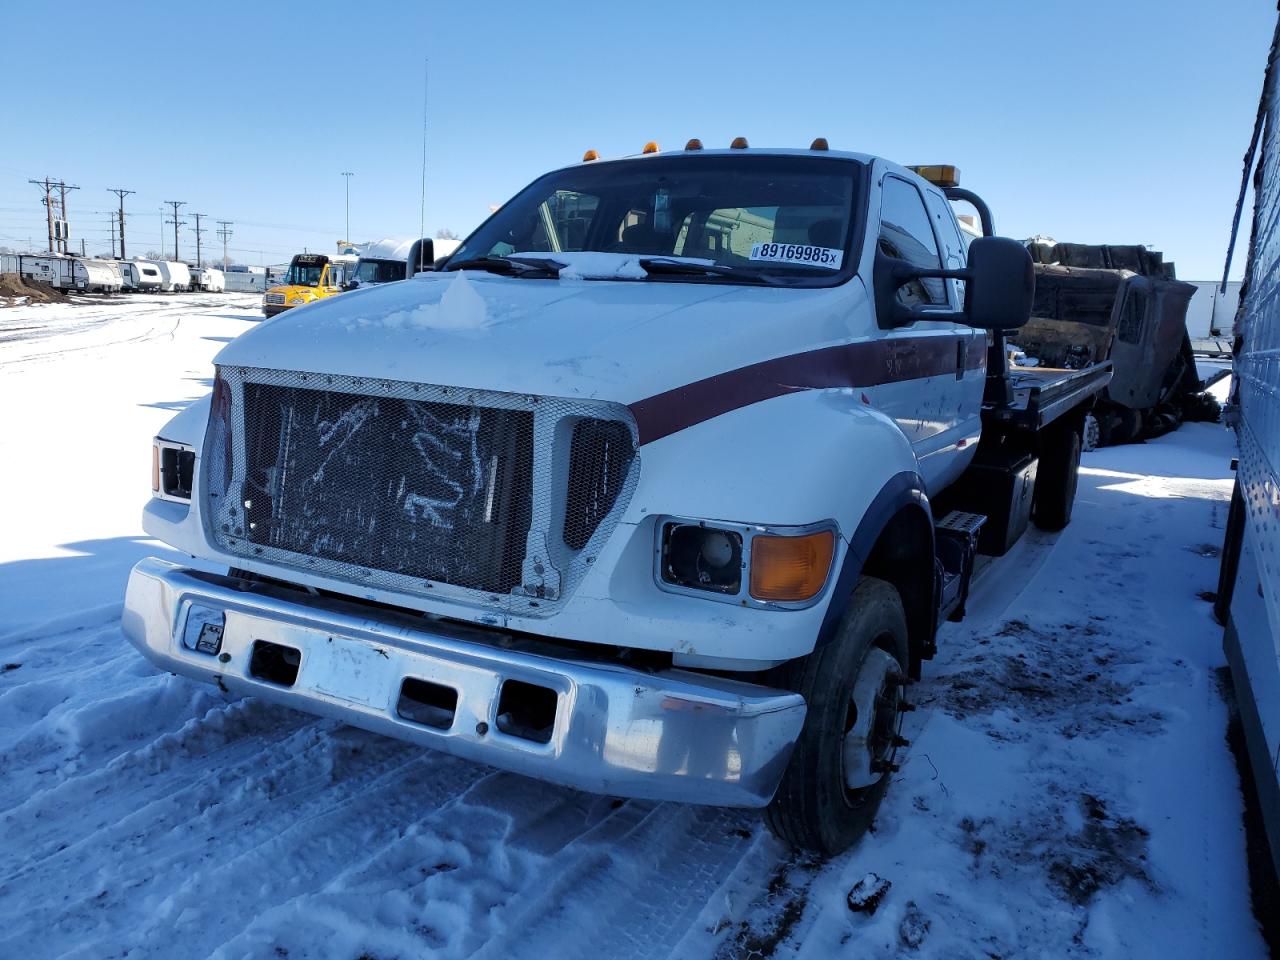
[285,260,325,286]
[355,258,406,284]
[447,154,863,284]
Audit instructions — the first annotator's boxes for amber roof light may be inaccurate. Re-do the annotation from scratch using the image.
[642,141,660,154]
[730,136,749,149]
[810,137,829,150]
[685,138,703,150]
[582,149,599,162]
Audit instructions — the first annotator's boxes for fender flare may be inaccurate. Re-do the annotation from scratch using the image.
[816,470,935,652]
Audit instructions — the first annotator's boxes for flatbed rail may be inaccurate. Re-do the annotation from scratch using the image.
[984,360,1112,432]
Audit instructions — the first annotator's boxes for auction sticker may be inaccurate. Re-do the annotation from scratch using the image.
[749,242,844,269]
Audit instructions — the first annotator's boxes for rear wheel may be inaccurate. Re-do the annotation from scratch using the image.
[764,576,909,855]
[1032,420,1082,531]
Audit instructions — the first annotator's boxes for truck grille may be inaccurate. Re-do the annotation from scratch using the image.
[204,367,640,614]
[265,293,286,305]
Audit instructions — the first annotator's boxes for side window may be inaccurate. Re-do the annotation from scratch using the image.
[878,178,946,306]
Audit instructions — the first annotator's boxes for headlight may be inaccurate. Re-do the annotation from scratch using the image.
[655,517,837,607]
[661,523,744,594]
[152,438,195,502]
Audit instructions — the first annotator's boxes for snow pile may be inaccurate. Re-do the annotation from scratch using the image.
[376,270,490,331]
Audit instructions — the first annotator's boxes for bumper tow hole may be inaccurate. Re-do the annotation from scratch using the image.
[396,677,459,730]
[496,679,558,744]
[248,639,301,687]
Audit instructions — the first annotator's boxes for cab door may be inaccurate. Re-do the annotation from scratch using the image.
[869,173,982,493]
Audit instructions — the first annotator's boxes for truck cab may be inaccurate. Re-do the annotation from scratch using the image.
[262,253,353,317]
[124,141,1107,855]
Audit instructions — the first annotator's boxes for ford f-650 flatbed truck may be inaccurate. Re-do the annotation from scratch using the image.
[126,142,1110,854]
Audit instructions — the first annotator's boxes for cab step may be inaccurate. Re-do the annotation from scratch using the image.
[936,510,987,623]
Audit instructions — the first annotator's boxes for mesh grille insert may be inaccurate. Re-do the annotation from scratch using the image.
[240,381,532,594]
[563,418,636,551]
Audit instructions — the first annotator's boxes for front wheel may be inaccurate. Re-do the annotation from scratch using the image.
[764,576,910,855]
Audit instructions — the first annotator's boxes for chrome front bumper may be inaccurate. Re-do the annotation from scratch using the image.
[122,558,807,807]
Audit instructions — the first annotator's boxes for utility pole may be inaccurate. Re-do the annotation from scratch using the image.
[342,171,353,245]
[109,212,117,258]
[30,178,54,252]
[164,200,185,260]
[29,177,78,253]
[217,220,233,272]
[191,212,206,268]
[57,182,79,254]
[108,188,134,259]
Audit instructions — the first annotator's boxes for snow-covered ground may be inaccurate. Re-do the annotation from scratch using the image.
[0,295,1268,959]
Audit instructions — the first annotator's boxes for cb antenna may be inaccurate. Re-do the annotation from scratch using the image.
[418,57,429,274]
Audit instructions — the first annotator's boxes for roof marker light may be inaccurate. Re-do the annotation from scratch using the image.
[583,149,599,162]
[730,136,749,149]
[642,141,660,154]
[810,137,829,151]
[685,138,703,150]
[907,164,960,188]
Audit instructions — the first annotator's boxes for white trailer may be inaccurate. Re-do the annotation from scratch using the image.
[129,260,165,292]
[1217,13,1280,878]
[154,261,192,292]
[74,258,122,293]
[224,267,267,293]
[15,255,76,289]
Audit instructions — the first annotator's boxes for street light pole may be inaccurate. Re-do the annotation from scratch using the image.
[342,171,353,245]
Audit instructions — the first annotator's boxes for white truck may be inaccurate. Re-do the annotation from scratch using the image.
[344,237,464,290]
[123,144,1109,853]
[193,266,226,292]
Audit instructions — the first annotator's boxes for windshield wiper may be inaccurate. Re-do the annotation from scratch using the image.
[637,258,775,285]
[446,255,563,278]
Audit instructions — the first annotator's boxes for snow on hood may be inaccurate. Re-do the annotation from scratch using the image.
[215,269,865,405]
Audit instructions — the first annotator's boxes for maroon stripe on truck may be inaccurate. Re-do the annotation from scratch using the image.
[628,334,985,445]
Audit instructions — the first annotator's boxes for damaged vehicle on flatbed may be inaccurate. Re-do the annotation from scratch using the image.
[125,142,1109,854]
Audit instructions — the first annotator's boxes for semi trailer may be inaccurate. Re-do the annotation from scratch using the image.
[123,143,1109,854]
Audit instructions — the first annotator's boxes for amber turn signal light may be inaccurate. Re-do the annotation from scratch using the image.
[151,443,160,492]
[749,530,835,602]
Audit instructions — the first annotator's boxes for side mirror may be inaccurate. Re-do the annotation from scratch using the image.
[964,236,1034,330]
[407,238,436,277]
[873,235,1034,331]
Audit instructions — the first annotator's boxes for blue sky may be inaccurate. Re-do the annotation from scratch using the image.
[1,0,1272,278]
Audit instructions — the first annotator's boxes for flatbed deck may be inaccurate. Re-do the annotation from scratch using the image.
[984,360,1113,432]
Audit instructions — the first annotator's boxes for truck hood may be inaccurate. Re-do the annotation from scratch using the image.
[217,269,867,405]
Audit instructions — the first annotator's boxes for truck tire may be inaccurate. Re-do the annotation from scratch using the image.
[1032,421,1082,531]
[764,576,909,855]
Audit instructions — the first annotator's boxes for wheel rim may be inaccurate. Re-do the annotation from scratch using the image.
[842,647,904,791]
